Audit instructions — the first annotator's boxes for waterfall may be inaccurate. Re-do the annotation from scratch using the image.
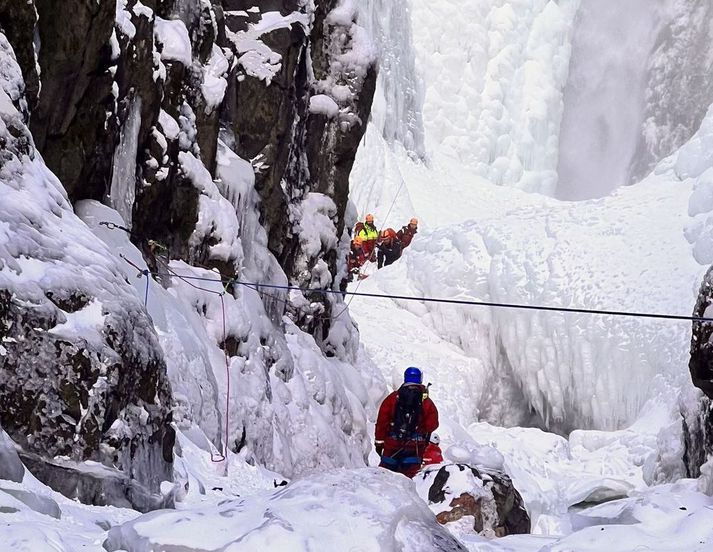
[556,0,713,200]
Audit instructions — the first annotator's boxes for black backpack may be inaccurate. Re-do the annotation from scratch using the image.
[390,385,423,441]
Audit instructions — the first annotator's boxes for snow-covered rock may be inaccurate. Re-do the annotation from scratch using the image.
[415,463,530,539]
[0,34,174,512]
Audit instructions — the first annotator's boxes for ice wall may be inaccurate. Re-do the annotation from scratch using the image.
[409,0,579,194]
[358,0,425,157]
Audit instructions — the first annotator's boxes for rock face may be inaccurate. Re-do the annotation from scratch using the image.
[0,0,377,509]
[684,266,713,477]
[17,0,375,340]
[416,464,531,538]
[0,32,173,511]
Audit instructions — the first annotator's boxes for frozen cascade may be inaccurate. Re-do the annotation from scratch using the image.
[557,0,713,200]
[350,0,713,435]
[109,96,142,227]
[357,0,425,157]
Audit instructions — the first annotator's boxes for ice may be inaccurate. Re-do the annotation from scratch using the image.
[108,96,142,229]
[357,0,425,156]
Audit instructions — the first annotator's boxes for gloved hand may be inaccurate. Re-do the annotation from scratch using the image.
[375,441,384,456]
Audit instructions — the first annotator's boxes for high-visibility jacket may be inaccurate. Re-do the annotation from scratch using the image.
[358,223,379,254]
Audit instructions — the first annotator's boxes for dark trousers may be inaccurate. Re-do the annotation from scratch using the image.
[379,449,422,478]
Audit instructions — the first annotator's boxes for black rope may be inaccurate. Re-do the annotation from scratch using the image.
[100,223,710,324]
[147,270,712,324]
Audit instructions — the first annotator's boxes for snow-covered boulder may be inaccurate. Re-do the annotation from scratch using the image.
[104,468,467,552]
[415,464,530,539]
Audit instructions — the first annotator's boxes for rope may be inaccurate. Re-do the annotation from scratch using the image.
[139,270,713,324]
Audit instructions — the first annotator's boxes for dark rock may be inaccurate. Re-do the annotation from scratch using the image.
[689,265,713,397]
[0,288,174,512]
[30,0,117,202]
[418,464,531,538]
[0,0,39,112]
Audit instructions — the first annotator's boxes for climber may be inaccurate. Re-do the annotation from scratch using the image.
[347,236,368,282]
[356,214,379,258]
[422,433,443,466]
[374,367,439,478]
[376,228,402,269]
[397,218,419,251]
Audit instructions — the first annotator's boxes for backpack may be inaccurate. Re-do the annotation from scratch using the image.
[390,385,423,441]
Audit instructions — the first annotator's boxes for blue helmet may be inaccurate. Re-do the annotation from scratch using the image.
[404,367,422,384]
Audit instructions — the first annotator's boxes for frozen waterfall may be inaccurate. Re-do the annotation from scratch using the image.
[557,0,713,200]
[357,0,426,158]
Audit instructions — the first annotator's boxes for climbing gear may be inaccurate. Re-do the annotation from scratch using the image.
[404,367,423,384]
[390,384,424,441]
[430,433,440,445]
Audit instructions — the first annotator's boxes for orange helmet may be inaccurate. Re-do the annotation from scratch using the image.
[409,217,418,226]
[353,236,364,246]
[365,214,375,223]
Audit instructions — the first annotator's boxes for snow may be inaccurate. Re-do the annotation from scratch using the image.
[116,0,137,39]
[7,1,713,551]
[104,468,466,552]
[225,10,310,84]
[158,109,180,140]
[309,93,340,118]
[201,45,229,111]
[154,16,192,67]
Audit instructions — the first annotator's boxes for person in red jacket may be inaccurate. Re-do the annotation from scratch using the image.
[422,433,443,466]
[347,236,368,281]
[397,218,418,250]
[375,367,439,478]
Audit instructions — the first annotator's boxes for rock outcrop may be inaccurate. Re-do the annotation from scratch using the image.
[416,464,531,538]
[0,0,377,509]
[684,266,713,477]
[0,35,174,511]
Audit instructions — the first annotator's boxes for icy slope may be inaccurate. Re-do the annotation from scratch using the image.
[350,0,712,434]
[351,167,702,432]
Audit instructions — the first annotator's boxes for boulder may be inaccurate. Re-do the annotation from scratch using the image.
[415,464,531,538]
